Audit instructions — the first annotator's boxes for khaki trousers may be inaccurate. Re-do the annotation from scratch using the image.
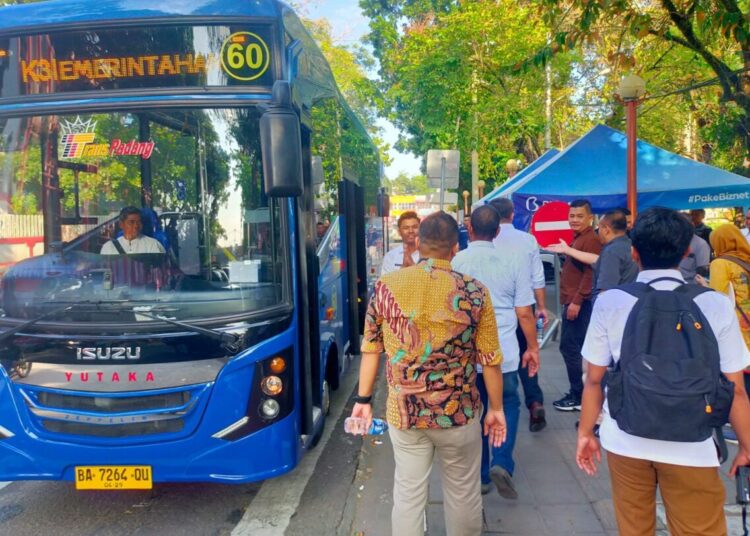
[607,450,727,536]
[389,417,482,536]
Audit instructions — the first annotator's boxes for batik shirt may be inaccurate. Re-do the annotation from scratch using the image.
[361,258,502,430]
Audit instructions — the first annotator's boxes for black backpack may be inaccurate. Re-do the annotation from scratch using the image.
[607,277,735,443]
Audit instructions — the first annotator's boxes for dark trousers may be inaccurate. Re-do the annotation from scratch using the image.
[560,300,593,400]
[516,323,543,408]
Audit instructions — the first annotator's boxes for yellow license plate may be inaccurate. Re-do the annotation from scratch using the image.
[75,465,152,490]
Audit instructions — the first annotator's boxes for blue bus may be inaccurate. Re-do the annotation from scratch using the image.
[0,0,383,489]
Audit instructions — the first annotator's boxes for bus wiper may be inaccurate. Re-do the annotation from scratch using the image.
[128,310,242,353]
[0,304,75,344]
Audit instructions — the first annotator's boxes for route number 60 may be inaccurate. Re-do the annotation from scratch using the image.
[221,32,270,82]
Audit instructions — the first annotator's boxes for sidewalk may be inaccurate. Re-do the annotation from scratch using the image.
[347,342,744,535]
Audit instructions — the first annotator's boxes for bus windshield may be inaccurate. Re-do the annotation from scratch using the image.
[0,107,290,327]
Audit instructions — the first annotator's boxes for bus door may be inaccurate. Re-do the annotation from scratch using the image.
[338,179,366,356]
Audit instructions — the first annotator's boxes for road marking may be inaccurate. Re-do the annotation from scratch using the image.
[232,359,360,536]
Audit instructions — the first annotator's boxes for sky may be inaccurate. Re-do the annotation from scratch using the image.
[301,0,422,179]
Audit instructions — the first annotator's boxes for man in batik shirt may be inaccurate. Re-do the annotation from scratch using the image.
[350,211,507,536]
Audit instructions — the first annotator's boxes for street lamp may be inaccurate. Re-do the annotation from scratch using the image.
[616,74,646,218]
[506,158,522,179]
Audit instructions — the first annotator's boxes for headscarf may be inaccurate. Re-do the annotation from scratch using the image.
[710,223,750,266]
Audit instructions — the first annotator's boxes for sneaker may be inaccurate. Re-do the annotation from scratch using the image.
[489,466,518,500]
[481,482,491,495]
[553,392,581,412]
[725,427,739,445]
[529,402,547,432]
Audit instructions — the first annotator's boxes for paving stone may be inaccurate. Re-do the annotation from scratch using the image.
[538,503,606,534]
[482,502,548,534]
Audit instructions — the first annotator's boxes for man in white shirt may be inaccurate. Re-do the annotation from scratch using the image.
[101,206,166,255]
[380,211,420,275]
[490,198,548,432]
[576,207,750,535]
[453,205,540,499]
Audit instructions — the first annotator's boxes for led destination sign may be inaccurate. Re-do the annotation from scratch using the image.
[0,25,277,99]
[20,54,210,84]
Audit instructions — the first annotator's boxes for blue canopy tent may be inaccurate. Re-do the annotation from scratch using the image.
[506,124,750,230]
[477,148,560,205]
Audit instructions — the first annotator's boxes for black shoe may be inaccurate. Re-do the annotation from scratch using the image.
[553,392,581,412]
[489,466,518,500]
[529,402,547,432]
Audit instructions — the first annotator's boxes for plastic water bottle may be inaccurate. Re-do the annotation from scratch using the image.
[344,417,389,435]
[536,316,544,345]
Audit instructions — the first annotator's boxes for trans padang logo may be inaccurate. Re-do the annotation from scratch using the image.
[60,117,155,160]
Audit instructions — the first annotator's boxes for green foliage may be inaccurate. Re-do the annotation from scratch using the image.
[360,0,586,193]
[386,172,430,195]
[540,0,750,175]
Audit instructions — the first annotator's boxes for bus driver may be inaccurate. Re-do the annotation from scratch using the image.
[101,206,167,255]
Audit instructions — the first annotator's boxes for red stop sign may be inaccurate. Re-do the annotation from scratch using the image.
[530,201,574,248]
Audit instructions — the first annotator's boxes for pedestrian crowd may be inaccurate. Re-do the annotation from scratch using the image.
[350,201,750,536]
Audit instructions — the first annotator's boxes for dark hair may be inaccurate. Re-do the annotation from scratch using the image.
[570,199,592,214]
[616,207,632,216]
[119,206,142,222]
[690,209,706,217]
[471,205,500,240]
[601,210,628,233]
[397,210,420,228]
[419,211,458,254]
[489,198,514,220]
[630,207,693,269]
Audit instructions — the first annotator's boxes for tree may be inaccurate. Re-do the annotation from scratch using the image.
[539,0,750,175]
[359,0,584,193]
[386,172,430,195]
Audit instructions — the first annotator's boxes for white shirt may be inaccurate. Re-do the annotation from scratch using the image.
[380,244,420,276]
[101,235,166,255]
[582,269,750,467]
[742,228,750,243]
[493,223,545,291]
[452,241,534,373]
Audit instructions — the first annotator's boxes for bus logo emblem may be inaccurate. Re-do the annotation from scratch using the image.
[59,116,155,160]
[60,117,97,158]
[76,347,142,361]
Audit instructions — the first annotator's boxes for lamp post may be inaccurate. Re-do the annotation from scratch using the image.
[616,74,646,218]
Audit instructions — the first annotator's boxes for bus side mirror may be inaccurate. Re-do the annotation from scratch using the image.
[260,82,303,197]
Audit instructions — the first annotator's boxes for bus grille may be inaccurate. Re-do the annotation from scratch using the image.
[37,391,190,413]
[42,418,184,437]
[20,386,201,439]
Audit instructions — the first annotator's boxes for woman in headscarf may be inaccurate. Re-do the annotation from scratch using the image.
[708,224,750,443]
[709,224,750,347]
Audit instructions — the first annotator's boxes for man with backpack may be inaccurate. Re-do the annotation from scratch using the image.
[576,207,750,535]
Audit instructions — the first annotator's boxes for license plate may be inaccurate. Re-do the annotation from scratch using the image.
[75,465,152,490]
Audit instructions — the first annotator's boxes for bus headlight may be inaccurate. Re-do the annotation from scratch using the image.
[261,375,283,396]
[260,399,280,419]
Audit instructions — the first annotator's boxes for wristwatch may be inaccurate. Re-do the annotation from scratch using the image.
[353,394,372,405]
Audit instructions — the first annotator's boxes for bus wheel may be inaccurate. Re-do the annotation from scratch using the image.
[322,380,331,416]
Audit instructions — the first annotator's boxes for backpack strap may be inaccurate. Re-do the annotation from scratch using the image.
[616,277,685,299]
[720,254,750,275]
[110,238,127,255]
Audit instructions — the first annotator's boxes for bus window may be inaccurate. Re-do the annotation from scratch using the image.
[0,108,290,328]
